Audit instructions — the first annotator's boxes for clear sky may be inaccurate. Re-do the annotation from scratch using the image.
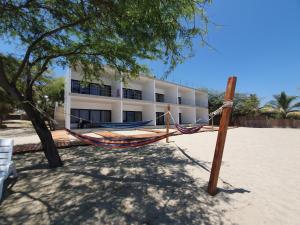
[147,0,300,104]
[1,0,299,104]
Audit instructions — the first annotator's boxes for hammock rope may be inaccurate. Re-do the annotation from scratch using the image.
[168,100,233,134]
[65,128,175,149]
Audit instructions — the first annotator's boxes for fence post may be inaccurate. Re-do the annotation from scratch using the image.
[207,76,237,195]
[166,104,170,143]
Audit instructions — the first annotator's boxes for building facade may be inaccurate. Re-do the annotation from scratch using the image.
[64,67,208,129]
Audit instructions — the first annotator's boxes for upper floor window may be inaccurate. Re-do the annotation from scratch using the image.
[178,97,182,104]
[90,83,100,95]
[71,80,80,93]
[100,85,111,97]
[155,93,164,102]
[80,84,90,94]
[71,79,111,97]
[123,88,142,100]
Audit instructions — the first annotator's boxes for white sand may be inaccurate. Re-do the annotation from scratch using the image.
[170,127,300,225]
[1,127,300,224]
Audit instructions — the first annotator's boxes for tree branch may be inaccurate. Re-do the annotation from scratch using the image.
[13,16,91,83]
[0,57,24,101]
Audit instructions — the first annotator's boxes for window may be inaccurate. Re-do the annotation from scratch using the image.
[156,112,165,125]
[90,110,101,123]
[90,83,100,95]
[80,84,90,94]
[123,111,142,122]
[71,109,80,123]
[71,80,80,93]
[100,110,111,122]
[155,93,164,102]
[178,97,182,104]
[100,85,111,97]
[179,113,182,124]
[71,109,111,128]
[123,88,142,100]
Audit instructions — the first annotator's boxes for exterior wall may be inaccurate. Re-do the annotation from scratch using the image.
[112,102,122,122]
[65,67,208,128]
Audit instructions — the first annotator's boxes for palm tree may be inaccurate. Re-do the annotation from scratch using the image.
[262,91,300,118]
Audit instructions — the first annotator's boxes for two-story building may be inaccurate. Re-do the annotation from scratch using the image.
[64,67,208,129]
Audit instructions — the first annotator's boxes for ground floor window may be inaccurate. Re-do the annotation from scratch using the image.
[70,109,111,128]
[123,111,142,122]
[156,112,165,125]
[179,113,182,124]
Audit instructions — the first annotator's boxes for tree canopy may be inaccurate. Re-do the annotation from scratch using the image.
[0,0,211,82]
[208,90,260,119]
[0,0,212,167]
[261,91,300,119]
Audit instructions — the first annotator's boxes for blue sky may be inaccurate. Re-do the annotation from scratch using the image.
[1,0,300,104]
[148,0,300,103]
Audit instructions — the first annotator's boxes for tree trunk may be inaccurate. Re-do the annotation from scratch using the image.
[23,102,63,168]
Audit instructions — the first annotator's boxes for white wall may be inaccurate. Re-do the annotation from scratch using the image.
[179,107,196,124]
[180,89,195,106]
[112,102,122,122]
[143,80,155,101]
[196,108,209,124]
[164,86,178,104]
[122,104,143,111]
[195,92,208,107]
[143,105,156,125]
[169,106,179,125]
[71,99,112,110]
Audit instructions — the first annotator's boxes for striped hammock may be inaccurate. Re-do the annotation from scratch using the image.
[175,124,203,134]
[65,129,173,149]
[94,120,152,129]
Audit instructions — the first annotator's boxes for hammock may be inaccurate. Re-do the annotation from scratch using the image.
[92,120,152,129]
[175,124,203,134]
[65,129,174,149]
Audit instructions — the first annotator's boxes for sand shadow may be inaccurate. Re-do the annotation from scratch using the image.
[0,144,237,225]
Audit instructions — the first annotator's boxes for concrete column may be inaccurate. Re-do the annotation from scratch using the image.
[112,101,122,122]
[143,104,156,125]
[64,68,71,129]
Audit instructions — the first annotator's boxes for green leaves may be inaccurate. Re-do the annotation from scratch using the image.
[262,91,300,119]
[0,0,211,82]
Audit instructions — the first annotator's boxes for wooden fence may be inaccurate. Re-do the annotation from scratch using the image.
[234,116,300,128]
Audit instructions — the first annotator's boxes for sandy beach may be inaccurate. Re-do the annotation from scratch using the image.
[1,127,300,225]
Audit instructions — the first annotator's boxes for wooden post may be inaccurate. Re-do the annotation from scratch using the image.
[207,76,237,195]
[166,104,170,143]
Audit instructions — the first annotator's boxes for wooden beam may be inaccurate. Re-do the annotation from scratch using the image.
[166,104,170,143]
[207,76,237,195]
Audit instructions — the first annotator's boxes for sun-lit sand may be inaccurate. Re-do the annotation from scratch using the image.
[1,126,300,224]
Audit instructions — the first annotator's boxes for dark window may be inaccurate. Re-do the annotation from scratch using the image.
[71,80,80,93]
[156,112,165,125]
[156,93,164,102]
[100,85,111,97]
[71,109,111,128]
[123,88,142,100]
[100,110,111,122]
[178,97,182,104]
[80,84,90,94]
[90,83,100,95]
[71,109,80,123]
[179,113,182,124]
[79,109,89,121]
[90,110,101,123]
[123,111,142,122]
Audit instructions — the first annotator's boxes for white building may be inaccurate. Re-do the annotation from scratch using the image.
[64,67,208,129]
